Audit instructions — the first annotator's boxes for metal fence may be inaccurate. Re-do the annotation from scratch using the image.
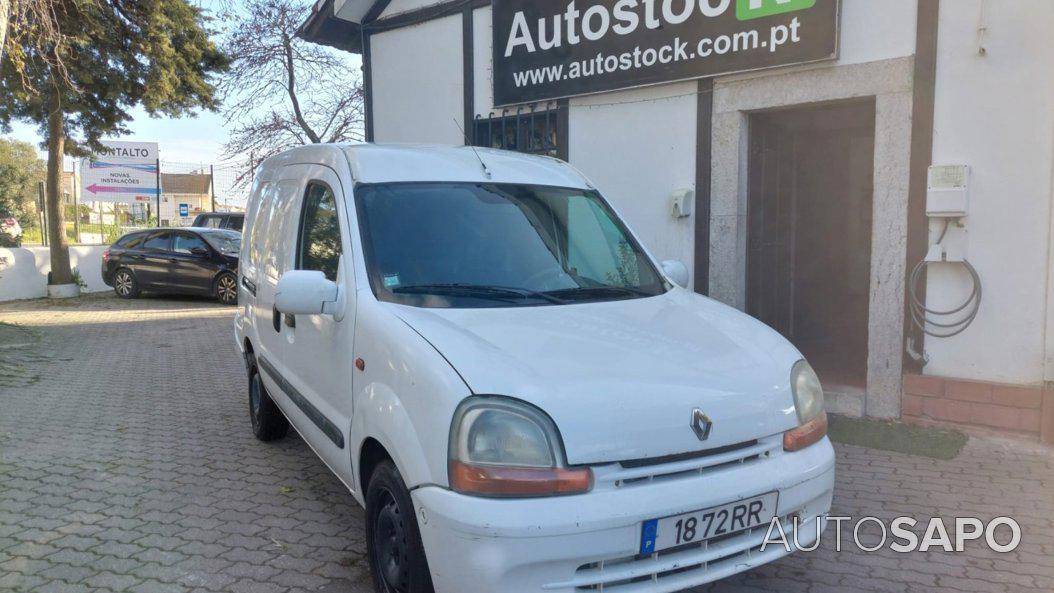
[20,158,252,247]
[471,101,566,159]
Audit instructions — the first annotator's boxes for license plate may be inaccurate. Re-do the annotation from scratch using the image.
[639,492,778,554]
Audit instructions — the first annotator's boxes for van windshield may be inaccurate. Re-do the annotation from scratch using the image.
[356,182,668,308]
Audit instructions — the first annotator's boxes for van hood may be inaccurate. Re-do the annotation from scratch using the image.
[390,290,803,465]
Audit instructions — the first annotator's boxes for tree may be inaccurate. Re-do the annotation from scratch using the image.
[220,0,364,185]
[1,0,8,61]
[0,137,46,225]
[0,1,228,285]
[3,0,69,82]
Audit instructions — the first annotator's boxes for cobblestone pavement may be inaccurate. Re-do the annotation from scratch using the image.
[1,294,1052,593]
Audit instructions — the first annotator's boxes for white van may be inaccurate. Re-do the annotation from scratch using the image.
[234,144,834,593]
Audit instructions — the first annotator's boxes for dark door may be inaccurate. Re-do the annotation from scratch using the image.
[137,231,175,288]
[171,232,217,293]
[747,100,875,390]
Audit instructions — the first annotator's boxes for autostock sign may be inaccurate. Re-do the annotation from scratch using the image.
[493,0,840,106]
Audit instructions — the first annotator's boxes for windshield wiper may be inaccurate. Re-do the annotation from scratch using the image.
[392,284,565,304]
[543,285,654,301]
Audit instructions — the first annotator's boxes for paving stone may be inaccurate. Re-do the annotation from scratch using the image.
[84,570,143,592]
[37,562,98,583]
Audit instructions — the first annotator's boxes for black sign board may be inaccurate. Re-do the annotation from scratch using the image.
[493,0,840,106]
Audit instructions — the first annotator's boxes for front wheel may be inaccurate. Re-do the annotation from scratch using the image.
[214,272,238,305]
[366,461,434,593]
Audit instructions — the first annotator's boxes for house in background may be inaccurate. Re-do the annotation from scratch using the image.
[160,173,213,227]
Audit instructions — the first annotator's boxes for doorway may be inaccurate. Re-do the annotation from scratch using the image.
[746,100,875,392]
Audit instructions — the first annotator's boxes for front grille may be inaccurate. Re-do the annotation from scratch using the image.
[617,440,759,469]
[597,436,781,488]
[567,511,804,591]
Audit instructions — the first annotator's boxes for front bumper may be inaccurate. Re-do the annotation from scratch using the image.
[414,436,834,593]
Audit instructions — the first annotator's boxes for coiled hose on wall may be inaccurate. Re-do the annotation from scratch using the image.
[908,220,983,338]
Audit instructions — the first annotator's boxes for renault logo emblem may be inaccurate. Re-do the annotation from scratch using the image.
[691,409,712,441]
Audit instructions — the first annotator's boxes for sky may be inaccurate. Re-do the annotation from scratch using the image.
[9,107,231,166]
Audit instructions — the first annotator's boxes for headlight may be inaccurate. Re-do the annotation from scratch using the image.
[790,360,824,424]
[449,397,592,497]
[785,360,828,452]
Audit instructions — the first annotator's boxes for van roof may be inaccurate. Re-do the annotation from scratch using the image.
[261,143,592,189]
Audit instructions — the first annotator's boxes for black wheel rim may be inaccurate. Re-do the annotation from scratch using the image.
[373,490,409,593]
[115,272,133,296]
[249,372,262,431]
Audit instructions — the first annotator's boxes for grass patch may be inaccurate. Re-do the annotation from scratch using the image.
[828,414,968,460]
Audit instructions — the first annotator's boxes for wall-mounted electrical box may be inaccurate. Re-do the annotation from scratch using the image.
[670,188,694,219]
[926,165,970,217]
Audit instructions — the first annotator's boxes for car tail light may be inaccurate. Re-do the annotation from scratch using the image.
[102,249,111,263]
[449,460,592,497]
[783,412,828,452]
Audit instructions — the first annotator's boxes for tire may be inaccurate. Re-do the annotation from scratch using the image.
[247,355,289,442]
[366,461,435,593]
[214,271,238,305]
[113,268,140,299]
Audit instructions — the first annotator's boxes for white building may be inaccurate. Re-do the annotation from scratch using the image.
[301,0,1054,444]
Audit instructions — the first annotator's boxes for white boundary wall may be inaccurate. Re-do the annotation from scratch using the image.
[0,246,110,302]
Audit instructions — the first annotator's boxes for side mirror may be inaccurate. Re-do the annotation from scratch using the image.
[661,260,690,289]
[275,270,340,316]
[190,246,209,257]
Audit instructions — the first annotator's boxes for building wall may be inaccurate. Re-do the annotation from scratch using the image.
[371,14,465,145]
[836,0,917,66]
[568,84,699,268]
[0,246,110,302]
[161,194,211,226]
[923,0,1054,387]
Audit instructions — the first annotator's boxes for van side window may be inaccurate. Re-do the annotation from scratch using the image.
[297,182,342,282]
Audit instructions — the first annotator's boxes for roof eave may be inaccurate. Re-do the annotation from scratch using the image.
[297,0,364,54]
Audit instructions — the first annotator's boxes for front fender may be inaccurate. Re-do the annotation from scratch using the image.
[349,297,472,501]
[351,384,434,499]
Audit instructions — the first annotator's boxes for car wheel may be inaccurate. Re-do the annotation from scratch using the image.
[113,268,140,299]
[247,354,289,442]
[366,461,435,593]
[214,272,238,305]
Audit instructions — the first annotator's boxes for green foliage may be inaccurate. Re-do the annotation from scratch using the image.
[0,0,230,155]
[0,138,45,226]
[70,267,87,289]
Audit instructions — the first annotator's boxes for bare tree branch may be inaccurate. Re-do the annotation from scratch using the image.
[219,0,364,186]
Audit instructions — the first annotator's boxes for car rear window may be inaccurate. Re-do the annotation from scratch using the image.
[142,232,172,251]
[115,233,144,249]
[202,230,241,255]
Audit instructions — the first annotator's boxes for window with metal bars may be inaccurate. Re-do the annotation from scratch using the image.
[472,102,565,159]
